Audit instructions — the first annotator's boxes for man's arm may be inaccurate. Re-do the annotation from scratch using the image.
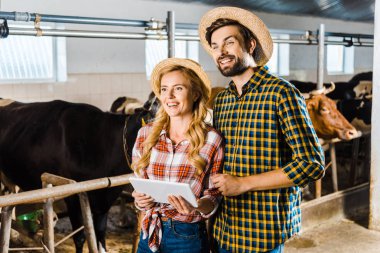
[211,169,294,196]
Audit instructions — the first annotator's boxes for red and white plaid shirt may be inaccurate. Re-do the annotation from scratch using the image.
[132,123,224,251]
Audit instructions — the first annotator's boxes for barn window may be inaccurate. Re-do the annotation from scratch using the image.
[145,31,199,79]
[267,34,289,76]
[326,37,354,74]
[0,23,67,83]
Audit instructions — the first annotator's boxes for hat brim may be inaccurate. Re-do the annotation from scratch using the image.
[150,58,211,98]
[199,6,273,66]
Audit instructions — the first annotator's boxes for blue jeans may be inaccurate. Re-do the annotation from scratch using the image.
[137,218,209,253]
[218,243,284,253]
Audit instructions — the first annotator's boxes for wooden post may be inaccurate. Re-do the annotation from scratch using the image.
[329,143,338,192]
[43,183,55,253]
[79,193,98,253]
[132,211,143,253]
[0,206,14,253]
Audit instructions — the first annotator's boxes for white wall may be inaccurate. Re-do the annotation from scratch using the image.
[0,0,374,110]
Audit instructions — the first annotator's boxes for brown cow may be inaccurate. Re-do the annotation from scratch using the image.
[306,93,357,140]
[305,82,358,140]
[207,83,357,141]
[206,87,226,109]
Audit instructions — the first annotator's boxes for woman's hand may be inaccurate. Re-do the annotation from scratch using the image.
[168,195,214,215]
[168,195,196,214]
[132,190,155,209]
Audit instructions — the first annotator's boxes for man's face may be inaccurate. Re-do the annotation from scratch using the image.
[210,25,254,77]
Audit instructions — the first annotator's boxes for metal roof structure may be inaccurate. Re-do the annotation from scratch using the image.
[156,0,375,23]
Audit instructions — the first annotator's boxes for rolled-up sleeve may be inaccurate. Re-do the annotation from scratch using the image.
[278,87,325,188]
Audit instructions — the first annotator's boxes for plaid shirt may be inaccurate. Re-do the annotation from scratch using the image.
[132,123,224,251]
[212,66,325,253]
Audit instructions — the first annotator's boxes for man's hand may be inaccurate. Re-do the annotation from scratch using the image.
[211,173,246,196]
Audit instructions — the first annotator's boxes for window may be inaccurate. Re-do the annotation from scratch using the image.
[326,37,354,74]
[267,34,289,76]
[0,22,67,83]
[145,31,199,79]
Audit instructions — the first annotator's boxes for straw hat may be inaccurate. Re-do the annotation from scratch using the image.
[150,58,211,98]
[199,6,273,66]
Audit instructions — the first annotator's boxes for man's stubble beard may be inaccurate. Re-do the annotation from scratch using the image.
[218,55,249,77]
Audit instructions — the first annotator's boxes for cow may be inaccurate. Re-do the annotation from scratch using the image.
[0,97,158,253]
[291,72,372,135]
[299,82,358,140]
[110,92,159,116]
[290,71,373,101]
[206,87,226,109]
[291,80,357,100]
[110,96,143,114]
[337,96,372,133]
[306,95,358,140]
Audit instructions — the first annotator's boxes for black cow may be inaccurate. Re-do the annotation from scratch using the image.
[290,71,373,100]
[0,97,157,252]
[337,97,372,132]
[110,92,159,115]
[110,96,142,114]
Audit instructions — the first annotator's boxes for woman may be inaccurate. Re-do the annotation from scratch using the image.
[131,58,224,253]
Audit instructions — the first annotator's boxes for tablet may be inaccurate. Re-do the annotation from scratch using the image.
[129,177,198,207]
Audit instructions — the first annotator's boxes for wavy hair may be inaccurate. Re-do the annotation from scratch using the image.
[132,65,210,176]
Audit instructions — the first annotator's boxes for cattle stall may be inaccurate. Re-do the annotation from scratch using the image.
[0,172,134,252]
[0,2,377,252]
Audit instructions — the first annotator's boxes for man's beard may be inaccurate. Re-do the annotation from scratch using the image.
[217,55,249,77]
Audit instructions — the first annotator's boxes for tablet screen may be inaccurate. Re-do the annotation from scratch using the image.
[129,177,198,207]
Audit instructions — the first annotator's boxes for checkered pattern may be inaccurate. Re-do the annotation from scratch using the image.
[212,66,325,252]
[132,124,224,251]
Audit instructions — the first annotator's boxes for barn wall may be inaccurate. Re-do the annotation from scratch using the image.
[0,72,229,110]
[0,0,374,110]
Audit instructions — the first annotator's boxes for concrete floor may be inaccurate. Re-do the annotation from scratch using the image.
[285,215,380,252]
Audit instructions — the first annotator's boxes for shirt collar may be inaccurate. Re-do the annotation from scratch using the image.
[228,65,269,97]
[159,129,189,145]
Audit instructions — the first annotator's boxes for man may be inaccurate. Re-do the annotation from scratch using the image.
[198,7,325,253]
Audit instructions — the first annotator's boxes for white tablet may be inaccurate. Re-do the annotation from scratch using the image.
[129,177,198,207]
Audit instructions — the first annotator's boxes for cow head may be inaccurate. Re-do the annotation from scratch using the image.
[206,87,226,109]
[306,85,358,140]
[110,96,143,114]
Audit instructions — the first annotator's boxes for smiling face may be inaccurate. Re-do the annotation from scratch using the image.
[159,70,197,121]
[210,25,256,77]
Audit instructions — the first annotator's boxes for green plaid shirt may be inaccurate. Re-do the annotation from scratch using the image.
[212,66,325,252]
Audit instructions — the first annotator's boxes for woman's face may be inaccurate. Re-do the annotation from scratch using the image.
[159,70,197,120]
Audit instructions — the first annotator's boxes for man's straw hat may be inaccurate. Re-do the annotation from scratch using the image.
[150,58,211,98]
[199,6,273,66]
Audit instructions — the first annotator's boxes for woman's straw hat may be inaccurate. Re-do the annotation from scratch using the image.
[199,6,273,66]
[150,58,211,98]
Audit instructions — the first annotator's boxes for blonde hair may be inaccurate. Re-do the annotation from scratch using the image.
[132,65,210,176]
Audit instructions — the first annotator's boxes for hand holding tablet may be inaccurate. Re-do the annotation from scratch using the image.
[129,177,198,207]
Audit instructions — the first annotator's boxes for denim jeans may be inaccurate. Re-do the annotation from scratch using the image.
[137,218,209,253]
[218,243,284,253]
